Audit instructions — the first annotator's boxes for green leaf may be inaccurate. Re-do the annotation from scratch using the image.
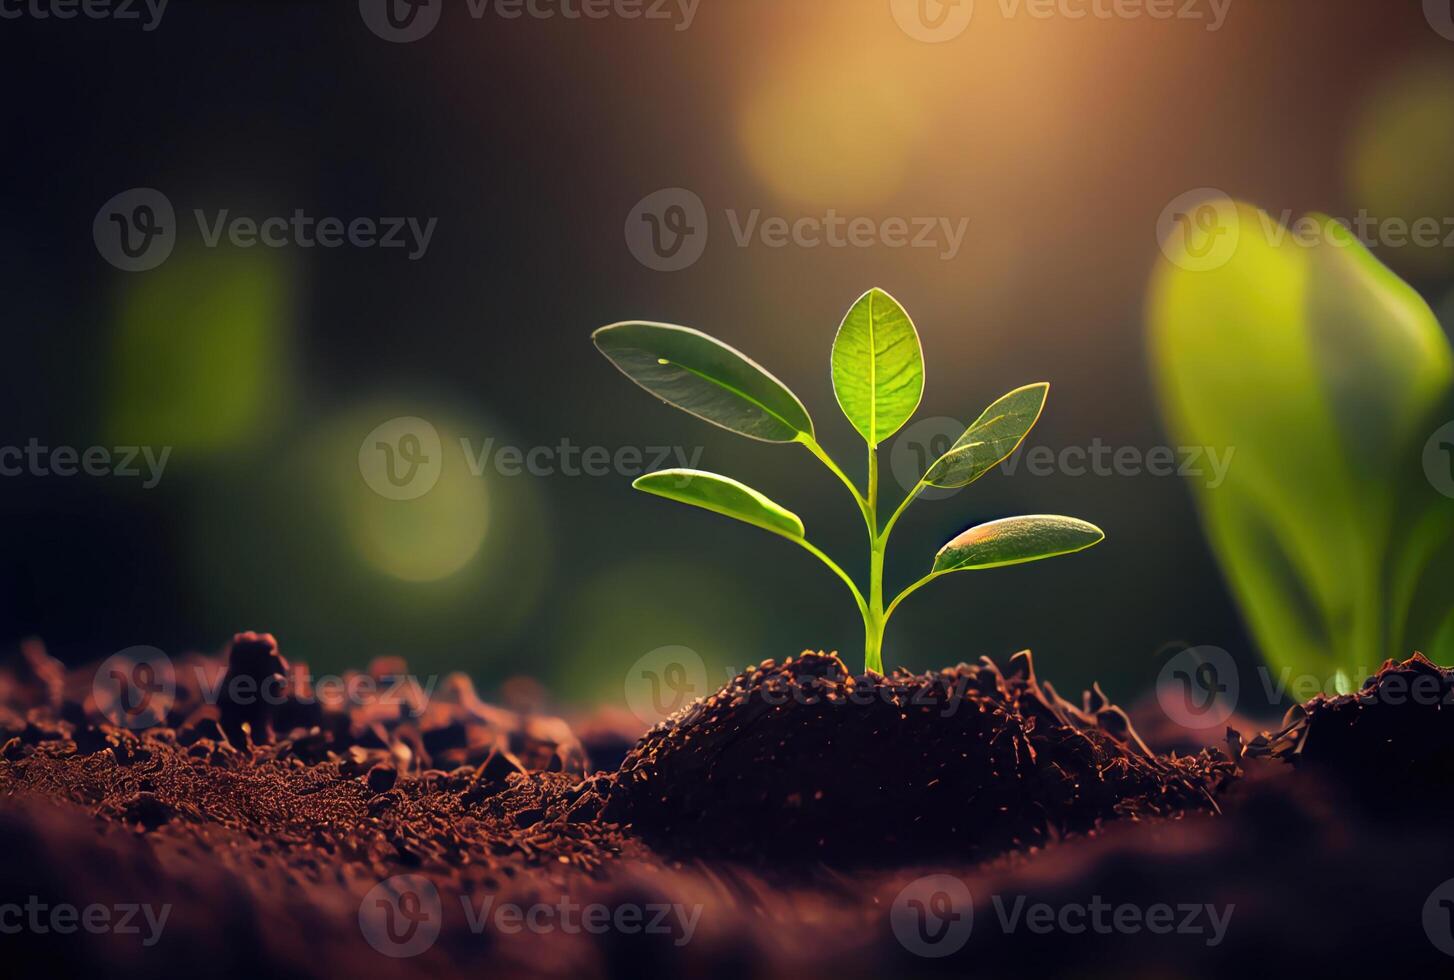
[924,383,1049,488]
[831,288,925,446]
[1149,201,1454,681]
[594,321,814,443]
[932,515,1104,573]
[632,469,805,539]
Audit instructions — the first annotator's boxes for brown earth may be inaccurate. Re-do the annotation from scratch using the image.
[2,635,1452,978]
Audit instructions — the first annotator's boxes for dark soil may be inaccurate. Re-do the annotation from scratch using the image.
[605,651,1235,866]
[2,635,1453,978]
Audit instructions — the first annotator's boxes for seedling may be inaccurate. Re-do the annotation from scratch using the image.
[594,288,1104,673]
[1150,202,1454,683]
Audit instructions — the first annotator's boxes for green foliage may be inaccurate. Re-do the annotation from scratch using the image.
[593,321,813,442]
[931,516,1105,573]
[1149,200,1454,683]
[831,287,925,447]
[632,470,805,540]
[594,287,1104,672]
[924,383,1048,488]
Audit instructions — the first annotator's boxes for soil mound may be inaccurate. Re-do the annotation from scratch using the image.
[606,650,1237,866]
[1242,653,1454,814]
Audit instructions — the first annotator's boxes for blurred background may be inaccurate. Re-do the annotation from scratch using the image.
[3,0,1453,709]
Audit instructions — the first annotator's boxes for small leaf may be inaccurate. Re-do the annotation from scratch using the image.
[831,288,925,446]
[594,321,814,442]
[924,383,1049,488]
[633,469,805,539]
[932,515,1104,573]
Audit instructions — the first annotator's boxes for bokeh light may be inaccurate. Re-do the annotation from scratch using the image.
[736,28,930,209]
[107,244,293,452]
[1346,59,1454,278]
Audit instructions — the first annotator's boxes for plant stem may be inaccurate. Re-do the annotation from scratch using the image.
[799,435,874,537]
[883,572,939,629]
[865,445,885,674]
[792,537,868,621]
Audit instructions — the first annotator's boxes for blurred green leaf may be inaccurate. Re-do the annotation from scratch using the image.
[924,383,1048,488]
[931,515,1104,573]
[831,287,924,446]
[593,321,813,442]
[109,245,292,451]
[633,469,805,539]
[1149,200,1454,679]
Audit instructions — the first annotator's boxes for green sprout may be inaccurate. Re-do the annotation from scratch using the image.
[1150,201,1454,685]
[593,288,1104,673]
